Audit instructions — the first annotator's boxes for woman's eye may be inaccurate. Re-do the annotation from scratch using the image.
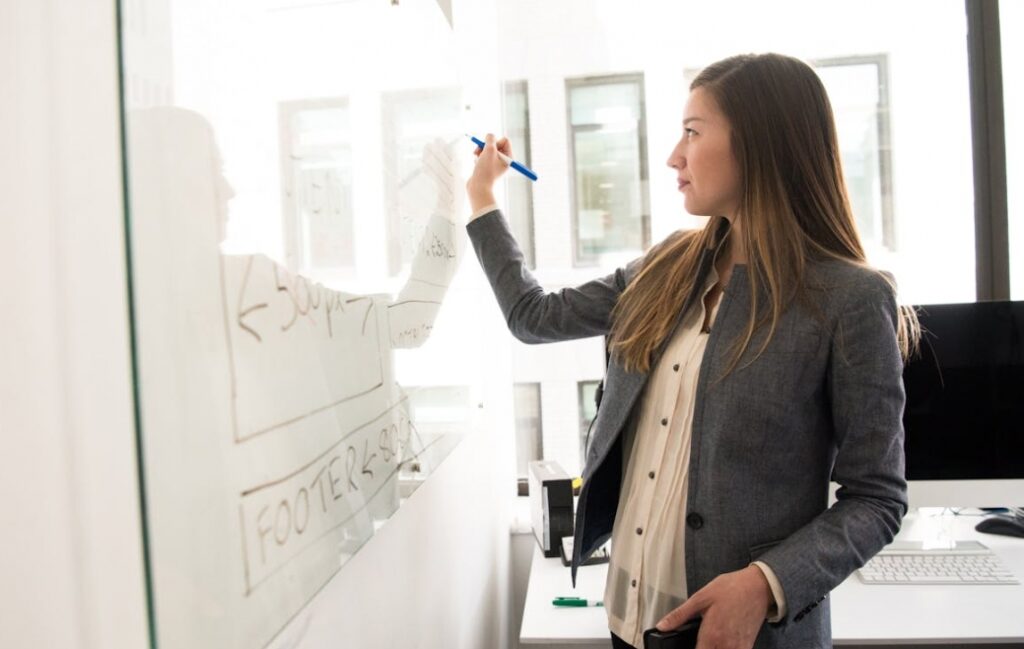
[684,128,698,138]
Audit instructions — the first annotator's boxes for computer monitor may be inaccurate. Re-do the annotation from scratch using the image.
[903,300,1024,508]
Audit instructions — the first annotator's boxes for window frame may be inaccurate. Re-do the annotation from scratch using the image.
[811,53,897,252]
[513,382,544,496]
[565,72,652,268]
[968,0,1010,300]
[577,380,601,470]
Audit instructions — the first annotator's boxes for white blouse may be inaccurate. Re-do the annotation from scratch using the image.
[603,265,786,647]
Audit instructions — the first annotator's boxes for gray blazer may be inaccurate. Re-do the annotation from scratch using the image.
[467,210,907,648]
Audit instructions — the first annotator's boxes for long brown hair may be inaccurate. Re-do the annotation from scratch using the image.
[609,53,919,374]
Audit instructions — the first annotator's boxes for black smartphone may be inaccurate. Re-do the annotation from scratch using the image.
[642,618,701,649]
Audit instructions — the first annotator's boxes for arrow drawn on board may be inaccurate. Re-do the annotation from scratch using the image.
[238,255,268,342]
[362,438,376,479]
[344,296,374,335]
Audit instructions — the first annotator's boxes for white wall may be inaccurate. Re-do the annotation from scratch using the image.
[0,0,149,647]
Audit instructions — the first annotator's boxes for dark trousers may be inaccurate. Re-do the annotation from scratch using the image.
[611,631,637,649]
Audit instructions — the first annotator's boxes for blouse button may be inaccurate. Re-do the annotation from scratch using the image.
[631,579,637,587]
[661,418,668,426]
[636,527,643,535]
[673,363,680,372]
[648,471,655,479]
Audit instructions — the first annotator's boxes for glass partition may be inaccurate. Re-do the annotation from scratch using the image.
[119,0,496,646]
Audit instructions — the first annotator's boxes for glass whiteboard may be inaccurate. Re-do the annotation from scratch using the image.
[120,0,496,645]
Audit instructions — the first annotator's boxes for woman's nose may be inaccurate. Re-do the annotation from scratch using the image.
[667,146,682,169]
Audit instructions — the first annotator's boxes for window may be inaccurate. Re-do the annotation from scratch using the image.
[669,2,975,305]
[503,80,536,269]
[279,99,355,275]
[577,380,600,469]
[567,74,651,266]
[495,0,995,504]
[381,88,463,277]
[814,55,895,253]
[513,383,543,495]
[405,385,474,437]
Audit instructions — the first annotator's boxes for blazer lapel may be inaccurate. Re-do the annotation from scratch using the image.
[584,226,722,477]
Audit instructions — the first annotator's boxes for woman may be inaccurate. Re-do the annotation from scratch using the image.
[465,53,919,649]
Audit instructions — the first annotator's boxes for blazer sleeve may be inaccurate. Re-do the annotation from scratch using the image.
[466,208,643,344]
[757,270,908,625]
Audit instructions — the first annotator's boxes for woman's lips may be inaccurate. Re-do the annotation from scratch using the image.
[678,180,690,191]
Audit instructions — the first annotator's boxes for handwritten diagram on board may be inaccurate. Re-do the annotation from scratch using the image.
[221,218,463,601]
[226,256,384,443]
[126,98,472,649]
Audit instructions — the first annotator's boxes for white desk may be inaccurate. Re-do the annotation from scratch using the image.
[520,511,1024,648]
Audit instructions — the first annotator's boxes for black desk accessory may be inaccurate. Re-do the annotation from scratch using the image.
[643,618,701,649]
[975,514,1024,538]
[528,460,574,557]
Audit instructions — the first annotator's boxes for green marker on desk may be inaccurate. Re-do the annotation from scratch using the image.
[552,596,603,608]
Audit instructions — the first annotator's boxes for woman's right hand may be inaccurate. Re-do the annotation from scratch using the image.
[466,132,512,215]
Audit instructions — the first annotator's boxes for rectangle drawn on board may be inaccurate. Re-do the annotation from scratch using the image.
[220,254,385,443]
[237,399,414,595]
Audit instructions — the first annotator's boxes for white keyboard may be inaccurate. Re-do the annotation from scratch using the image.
[857,541,1019,585]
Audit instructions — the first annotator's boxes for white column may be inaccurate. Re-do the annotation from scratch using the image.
[0,0,149,647]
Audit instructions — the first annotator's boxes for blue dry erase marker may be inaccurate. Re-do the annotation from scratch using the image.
[467,134,538,181]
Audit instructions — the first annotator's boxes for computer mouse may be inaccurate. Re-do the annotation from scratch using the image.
[975,515,1024,538]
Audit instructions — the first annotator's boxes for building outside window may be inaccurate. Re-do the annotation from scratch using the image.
[567,74,651,267]
[503,80,536,269]
[405,385,474,437]
[279,99,356,276]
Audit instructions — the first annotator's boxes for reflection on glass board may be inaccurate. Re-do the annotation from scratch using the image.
[120,0,489,646]
[280,100,356,275]
[382,88,464,277]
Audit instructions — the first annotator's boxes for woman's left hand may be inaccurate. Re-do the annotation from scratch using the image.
[655,565,774,649]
